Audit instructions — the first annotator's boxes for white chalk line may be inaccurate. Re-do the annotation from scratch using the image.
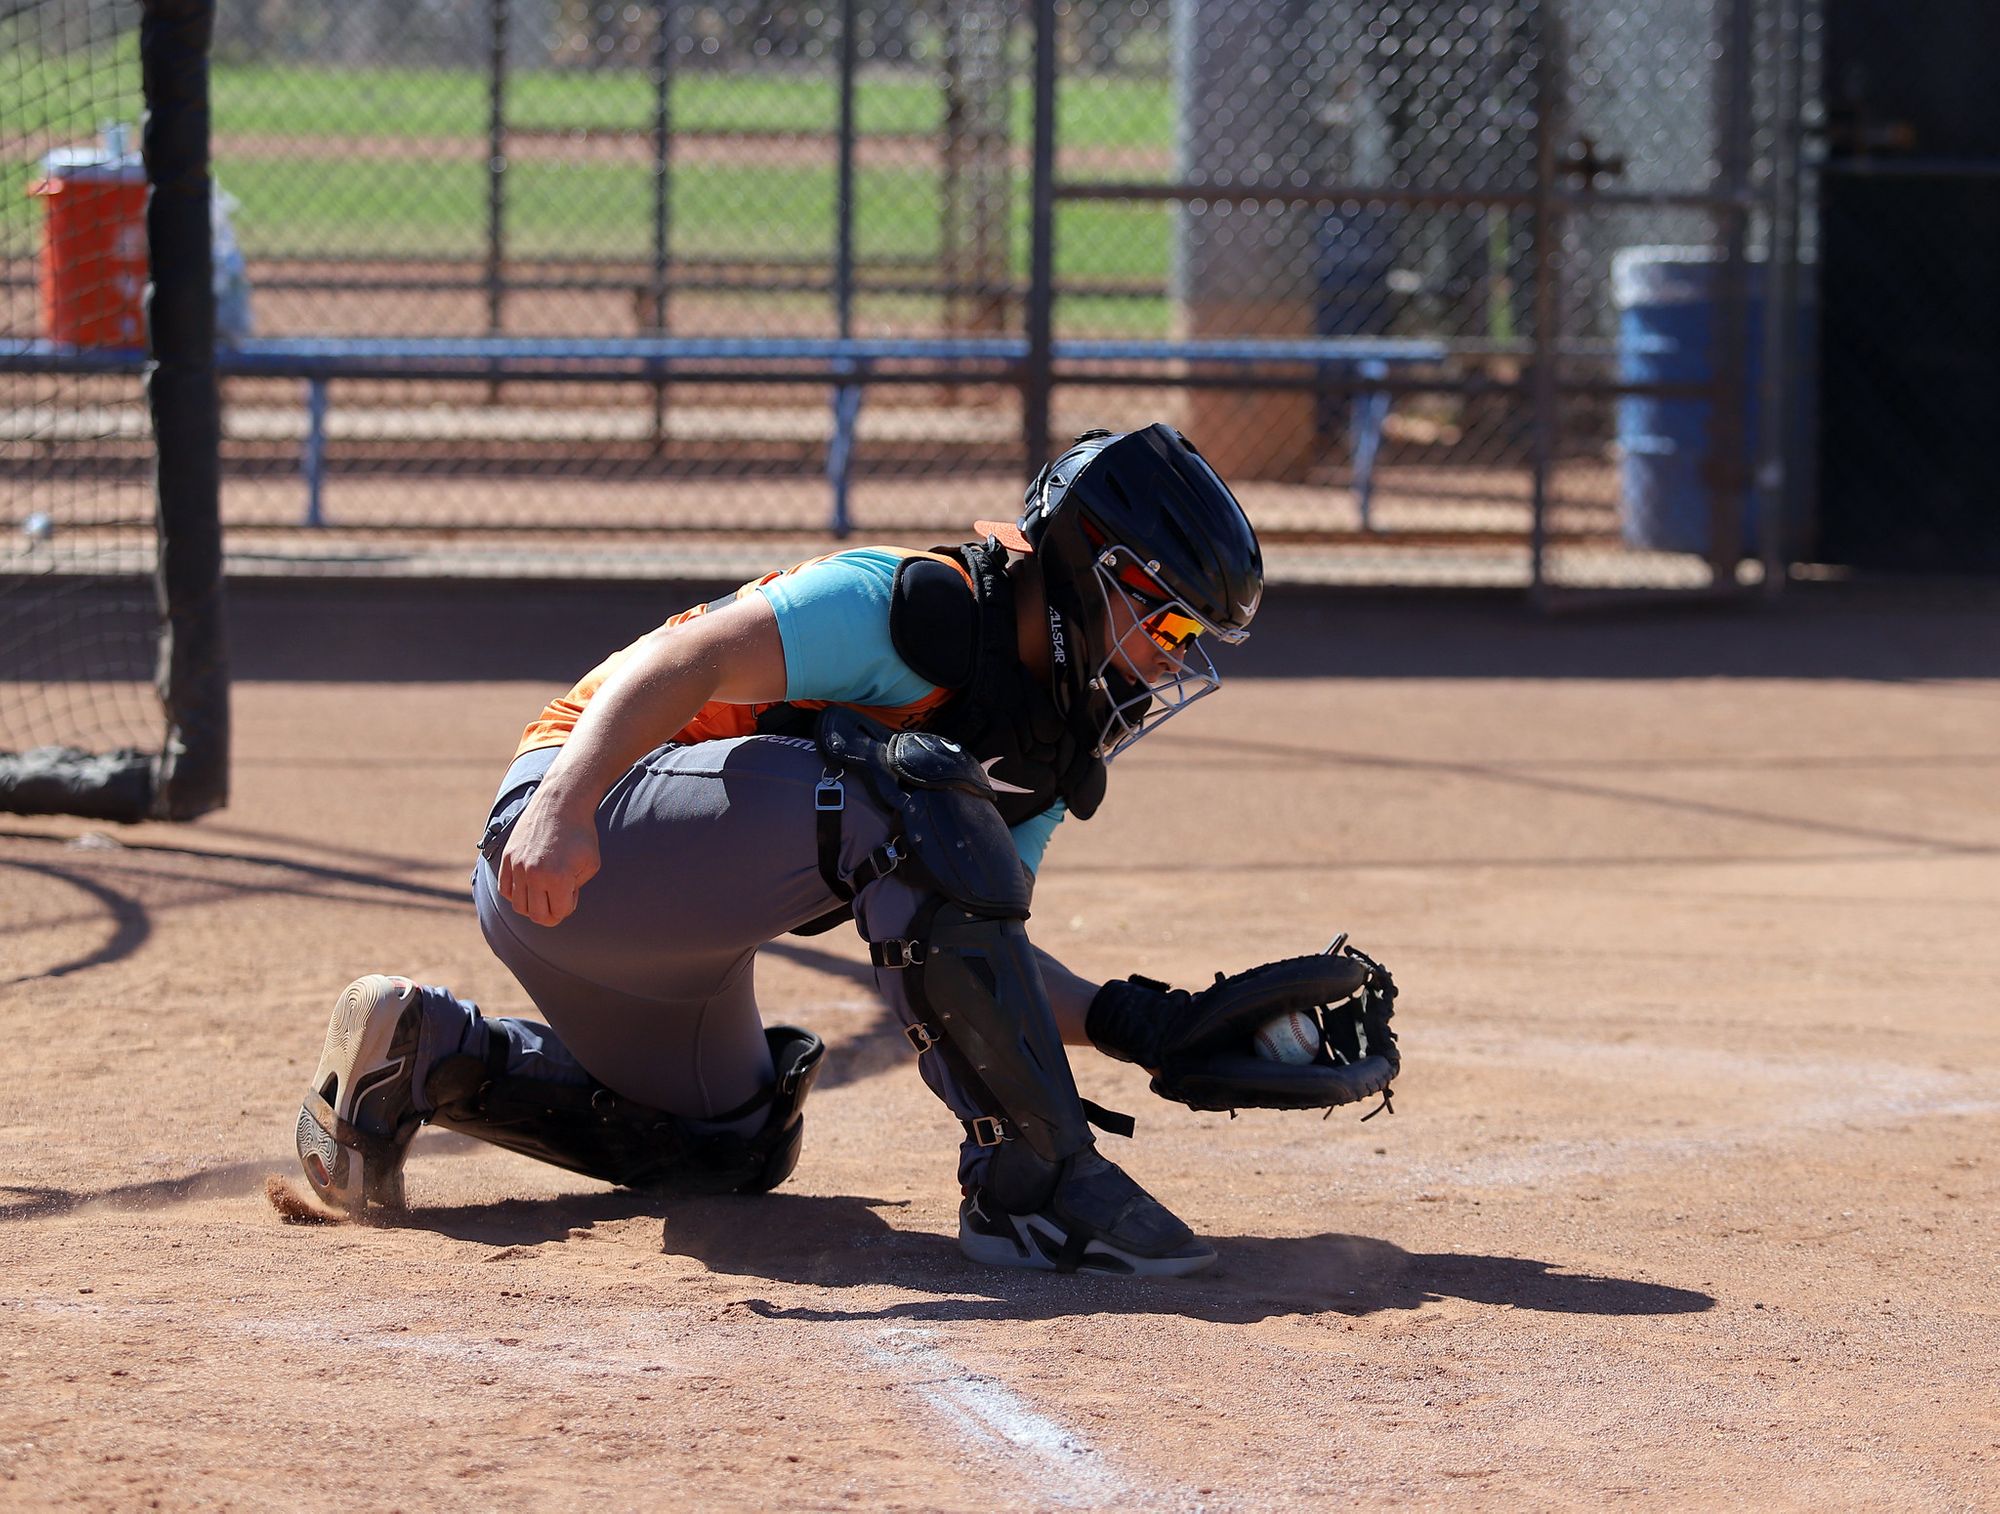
[861,1325,1137,1508]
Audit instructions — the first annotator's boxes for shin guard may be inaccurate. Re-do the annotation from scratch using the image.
[426,1025,824,1196]
[895,905,1096,1166]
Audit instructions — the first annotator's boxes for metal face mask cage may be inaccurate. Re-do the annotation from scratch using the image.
[1084,541,1247,762]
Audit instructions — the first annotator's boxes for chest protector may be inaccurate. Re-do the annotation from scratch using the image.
[883,540,1108,825]
[732,542,1102,824]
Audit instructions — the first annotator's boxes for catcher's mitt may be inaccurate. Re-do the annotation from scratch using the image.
[1086,944,1399,1117]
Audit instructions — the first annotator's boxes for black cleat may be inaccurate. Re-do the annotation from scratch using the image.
[958,1146,1216,1277]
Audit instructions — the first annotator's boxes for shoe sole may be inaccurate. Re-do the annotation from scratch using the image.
[959,1208,1218,1278]
[295,975,421,1213]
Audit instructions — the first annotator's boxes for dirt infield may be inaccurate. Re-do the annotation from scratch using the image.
[3,583,1997,1510]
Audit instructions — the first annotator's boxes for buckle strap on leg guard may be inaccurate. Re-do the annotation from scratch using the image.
[813,768,905,903]
[959,1106,1128,1148]
[846,840,903,894]
[871,939,927,969]
[1081,1099,1135,1139]
[814,770,850,903]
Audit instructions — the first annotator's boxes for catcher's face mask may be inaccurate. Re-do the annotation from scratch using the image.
[1082,537,1247,762]
[983,422,1263,764]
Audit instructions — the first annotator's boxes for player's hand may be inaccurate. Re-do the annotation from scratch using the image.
[496,793,601,927]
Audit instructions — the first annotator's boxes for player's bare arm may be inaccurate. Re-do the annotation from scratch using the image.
[1034,949,1102,1046]
[499,594,788,927]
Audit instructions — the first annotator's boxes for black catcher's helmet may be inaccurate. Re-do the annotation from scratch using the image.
[980,424,1264,760]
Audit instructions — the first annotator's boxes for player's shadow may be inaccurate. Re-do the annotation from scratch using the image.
[650,1193,1714,1324]
[373,1187,1712,1324]
[0,1163,275,1221]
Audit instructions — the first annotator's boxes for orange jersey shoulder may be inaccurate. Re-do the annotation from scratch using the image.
[513,548,968,759]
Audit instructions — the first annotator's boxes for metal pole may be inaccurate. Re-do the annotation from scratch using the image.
[1023,0,1058,475]
[942,13,966,347]
[827,0,860,535]
[1706,0,1756,590]
[1755,0,1802,597]
[835,0,857,341]
[141,0,229,820]
[485,0,508,408]
[486,0,507,339]
[1526,3,1560,597]
[650,0,673,450]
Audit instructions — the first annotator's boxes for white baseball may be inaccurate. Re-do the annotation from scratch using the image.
[1252,1009,1321,1065]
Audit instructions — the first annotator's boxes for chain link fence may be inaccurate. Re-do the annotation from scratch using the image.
[11,0,1834,591]
[200,0,1034,571]
[2,1,162,763]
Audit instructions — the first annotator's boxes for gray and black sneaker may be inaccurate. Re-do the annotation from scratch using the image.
[295,975,428,1213]
[958,1144,1217,1277]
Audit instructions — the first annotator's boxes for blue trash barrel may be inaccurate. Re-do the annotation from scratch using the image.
[1614,247,1765,555]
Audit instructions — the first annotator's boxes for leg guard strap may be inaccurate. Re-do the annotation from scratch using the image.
[955,1106,1132,1147]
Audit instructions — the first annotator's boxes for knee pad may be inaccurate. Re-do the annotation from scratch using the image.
[427,1025,824,1196]
[815,706,1032,916]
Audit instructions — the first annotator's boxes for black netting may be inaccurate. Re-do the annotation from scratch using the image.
[2,2,164,790]
[2,0,227,821]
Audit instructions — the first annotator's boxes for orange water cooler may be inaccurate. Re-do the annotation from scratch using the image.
[28,130,148,348]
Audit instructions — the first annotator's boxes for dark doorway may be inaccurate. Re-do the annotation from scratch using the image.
[1815,0,2000,569]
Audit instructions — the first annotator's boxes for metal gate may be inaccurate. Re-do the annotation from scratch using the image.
[1043,0,1811,596]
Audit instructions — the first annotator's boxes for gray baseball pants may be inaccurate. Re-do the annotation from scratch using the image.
[410,733,1024,1181]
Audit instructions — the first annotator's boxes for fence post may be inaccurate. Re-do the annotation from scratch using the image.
[1756,0,1801,596]
[650,0,674,450]
[827,0,860,536]
[835,0,857,343]
[1527,2,1560,597]
[1022,0,1057,475]
[486,0,508,348]
[142,0,229,819]
[1706,0,1755,590]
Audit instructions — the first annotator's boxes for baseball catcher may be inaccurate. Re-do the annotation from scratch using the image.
[293,424,1399,1276]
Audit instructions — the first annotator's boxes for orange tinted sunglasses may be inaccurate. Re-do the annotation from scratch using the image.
[1141,605,1204,651]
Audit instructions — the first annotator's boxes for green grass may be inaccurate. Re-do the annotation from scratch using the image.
[215,156,1174,283]
[6,46,1178,328]
[199,64,943,140]
[0,34,143,140]
[6,40,1173,147]
[191,59,1171,152]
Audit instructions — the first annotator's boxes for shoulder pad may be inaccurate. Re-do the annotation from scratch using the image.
[889,557,979,689]
[887,732,993,800]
